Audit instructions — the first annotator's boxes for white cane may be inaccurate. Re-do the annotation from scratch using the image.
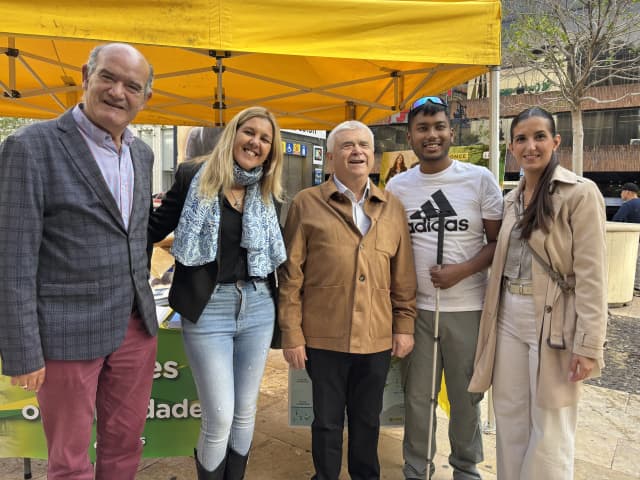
[425,284,441,480]
[425,208,448,480]
[422,190,455,480]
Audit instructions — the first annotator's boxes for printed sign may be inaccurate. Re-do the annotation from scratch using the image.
[285,142,308,157]
[288,358,405,427]
[0,327,200,459]
[312,146,324,165]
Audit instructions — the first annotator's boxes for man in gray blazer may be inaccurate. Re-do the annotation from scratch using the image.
[0,43,158,479]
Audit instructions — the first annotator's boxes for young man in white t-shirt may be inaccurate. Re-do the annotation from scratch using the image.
[386,97,503,480]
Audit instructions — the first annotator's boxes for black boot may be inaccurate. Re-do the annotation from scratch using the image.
[223,448,249,480]
[194,448,226,480]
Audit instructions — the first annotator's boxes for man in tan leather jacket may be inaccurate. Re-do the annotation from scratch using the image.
[278,120,417,480]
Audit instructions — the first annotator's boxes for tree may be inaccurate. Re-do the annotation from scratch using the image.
[504,0,640,175]
[0,117,35,143]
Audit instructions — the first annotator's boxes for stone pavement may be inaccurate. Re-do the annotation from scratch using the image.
[2,300,639,479]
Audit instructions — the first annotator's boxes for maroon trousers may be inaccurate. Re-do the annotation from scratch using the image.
[37,314,157,480]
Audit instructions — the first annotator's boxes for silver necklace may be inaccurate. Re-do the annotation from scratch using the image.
[229,189,243,209]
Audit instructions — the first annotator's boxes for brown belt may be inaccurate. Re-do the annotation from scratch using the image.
[503,278,533,296]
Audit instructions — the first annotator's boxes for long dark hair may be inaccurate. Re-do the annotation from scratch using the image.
[510,107,560,239]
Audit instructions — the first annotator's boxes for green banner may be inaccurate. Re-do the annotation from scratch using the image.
[448,144,507,185]
[0,327,200,459]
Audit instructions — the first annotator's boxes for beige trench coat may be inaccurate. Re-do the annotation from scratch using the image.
[469,166,607,408]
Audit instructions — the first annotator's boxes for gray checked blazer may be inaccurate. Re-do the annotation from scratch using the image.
[0,109,157,376]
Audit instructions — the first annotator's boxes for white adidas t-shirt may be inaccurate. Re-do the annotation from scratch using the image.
[386,160,503,311]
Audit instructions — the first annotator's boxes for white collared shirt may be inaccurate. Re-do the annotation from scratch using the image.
[333,175,371,235]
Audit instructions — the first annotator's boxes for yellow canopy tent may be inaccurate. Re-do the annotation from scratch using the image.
[0,0,501,129]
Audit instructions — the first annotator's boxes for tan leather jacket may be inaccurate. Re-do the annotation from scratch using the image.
[278,179,417,354]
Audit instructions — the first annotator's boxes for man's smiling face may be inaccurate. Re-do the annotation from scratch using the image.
[328,127,374,189]
[81,44,151,141]
[407,110,454,166]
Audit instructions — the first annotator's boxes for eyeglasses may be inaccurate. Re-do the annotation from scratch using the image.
[410,96,448,111]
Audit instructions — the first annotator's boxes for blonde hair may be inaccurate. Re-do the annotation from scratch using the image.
[198,107,284,202]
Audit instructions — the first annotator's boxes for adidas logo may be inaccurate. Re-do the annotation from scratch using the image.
[408,189,469,233]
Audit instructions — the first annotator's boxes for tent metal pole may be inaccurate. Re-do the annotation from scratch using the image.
[483,65,500,435]
[345,101,356,120]
[216,57,224,126]
[23,457,32,479]
[489,66,500,183]
[8,37,16,94]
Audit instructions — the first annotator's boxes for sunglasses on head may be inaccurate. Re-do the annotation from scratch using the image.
[410,96,448,111]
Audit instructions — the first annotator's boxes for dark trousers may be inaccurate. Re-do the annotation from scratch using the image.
[306,347,391,480]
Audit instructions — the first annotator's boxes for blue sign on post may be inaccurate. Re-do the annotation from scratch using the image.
[285,142,308,157]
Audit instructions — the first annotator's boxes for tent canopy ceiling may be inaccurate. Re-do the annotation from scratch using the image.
[0,1,501,129]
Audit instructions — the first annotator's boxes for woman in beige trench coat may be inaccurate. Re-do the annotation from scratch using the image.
[468,107,607,479]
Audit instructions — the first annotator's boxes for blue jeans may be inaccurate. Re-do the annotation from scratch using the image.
[181,279,275,471]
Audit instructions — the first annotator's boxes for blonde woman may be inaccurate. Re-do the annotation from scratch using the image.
[149,107,285,479]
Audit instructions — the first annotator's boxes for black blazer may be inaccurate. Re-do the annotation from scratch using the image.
[148,161,277,323]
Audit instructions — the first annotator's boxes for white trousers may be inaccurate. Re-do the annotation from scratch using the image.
[493,290,578,480]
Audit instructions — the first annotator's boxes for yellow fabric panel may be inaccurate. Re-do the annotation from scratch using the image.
[0,0,222,50]
[221,0,501,64]
[0,1,500,64]
[439,375,451,417]
[0,1,500,128]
